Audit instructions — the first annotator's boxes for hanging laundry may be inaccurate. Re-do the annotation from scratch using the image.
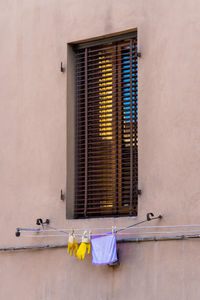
[91,233,117,265]
[67,232,78,256]
[76,231,91,260]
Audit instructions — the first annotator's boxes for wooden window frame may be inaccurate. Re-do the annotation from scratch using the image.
[67,31,138,219]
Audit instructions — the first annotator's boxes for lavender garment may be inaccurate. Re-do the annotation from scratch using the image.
[91,233,117,265]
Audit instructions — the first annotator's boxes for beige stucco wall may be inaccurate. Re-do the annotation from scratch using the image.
[1,0,200,299]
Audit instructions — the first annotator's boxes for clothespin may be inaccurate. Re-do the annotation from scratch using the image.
[68,229,78,256]
[68,229,75,243]
[82,230,90,243]
[112,226,116,236]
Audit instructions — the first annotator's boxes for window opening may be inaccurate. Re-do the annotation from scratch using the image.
[75,33,138,218]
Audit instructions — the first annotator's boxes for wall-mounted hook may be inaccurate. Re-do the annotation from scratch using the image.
[60,62,65,73]
[15,229,20,237]
[146,212,154,221]
[60,190,65,201]
[146,213,162,221]
[36,218,43,225]
[36,218,50,226]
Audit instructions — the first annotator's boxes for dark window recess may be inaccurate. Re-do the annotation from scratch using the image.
[74,34,138,218]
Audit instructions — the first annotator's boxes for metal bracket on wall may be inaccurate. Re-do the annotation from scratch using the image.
[15,219,50,237]
[60,62,65,72]
[60,190,65,201]
[146,213,162,221]
[36,218,50,226]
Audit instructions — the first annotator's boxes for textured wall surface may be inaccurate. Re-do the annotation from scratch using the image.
[1,0,200,299]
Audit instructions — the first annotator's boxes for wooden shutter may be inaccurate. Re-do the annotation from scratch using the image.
[75,35,138,218]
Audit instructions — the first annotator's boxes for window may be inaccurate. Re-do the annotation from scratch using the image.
[74,32,138,218]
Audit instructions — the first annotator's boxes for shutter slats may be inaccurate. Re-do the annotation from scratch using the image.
[77,77,138,89]
[76,41,135,55]
[75,36,138,218]
[76,52,137,66]
[76,62,137,77]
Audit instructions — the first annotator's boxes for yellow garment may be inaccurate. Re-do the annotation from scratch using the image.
[67,241,78,256]
[76,242,91,260]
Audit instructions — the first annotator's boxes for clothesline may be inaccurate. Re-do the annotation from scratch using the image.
[16,213,162,237]
[20,229,200,238]
[14,214,200,265]
[17,223,200,235]
[17,214,200,240]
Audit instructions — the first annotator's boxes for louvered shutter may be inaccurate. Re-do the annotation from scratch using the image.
[75,34,138,218]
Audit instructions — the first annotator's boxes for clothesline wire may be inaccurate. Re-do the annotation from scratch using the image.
[47,225,69,236]
[17,215,160,236]
[17,222,200,237]
[38,223,200,232]
[20,229,200,238]
[116,216,159,232]
[45,215,162,236]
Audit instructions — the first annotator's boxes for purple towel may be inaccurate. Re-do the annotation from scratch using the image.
[91,233,117,265]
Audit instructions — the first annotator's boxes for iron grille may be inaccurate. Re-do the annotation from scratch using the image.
[75,35,138,218]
